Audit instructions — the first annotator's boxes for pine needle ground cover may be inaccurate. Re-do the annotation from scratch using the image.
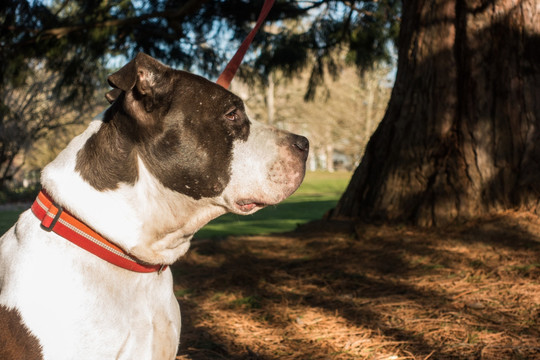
[174,213,539,360]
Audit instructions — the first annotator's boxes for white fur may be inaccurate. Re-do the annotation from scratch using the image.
[0,113,183,359]
[221,120,306,213]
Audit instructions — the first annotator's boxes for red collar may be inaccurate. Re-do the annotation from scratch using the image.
[31,190,166,274]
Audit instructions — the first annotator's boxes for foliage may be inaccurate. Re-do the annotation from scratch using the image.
[0,62,106,189]
[1,0,400,94]
[253,1,400,75]
[0,0,400,189]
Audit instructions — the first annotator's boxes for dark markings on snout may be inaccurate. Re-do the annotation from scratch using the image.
[270,134,309,184]
[76,53,250,200]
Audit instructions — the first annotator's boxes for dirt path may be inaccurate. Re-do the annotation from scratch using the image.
[173,213,540,359]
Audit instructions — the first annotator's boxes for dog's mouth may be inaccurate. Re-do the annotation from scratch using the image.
[235,199,267,213]
[233,185,301,214]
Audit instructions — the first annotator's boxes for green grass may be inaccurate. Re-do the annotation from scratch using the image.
[196,171,351,238]
[0,210,23,235]
[0,171,351,237]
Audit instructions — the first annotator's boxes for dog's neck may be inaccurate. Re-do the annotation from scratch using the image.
[40,113,226,265]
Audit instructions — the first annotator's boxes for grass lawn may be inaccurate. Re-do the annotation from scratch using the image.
[0,209,25,235]
[195,170,351,238]
[0,171,351,237]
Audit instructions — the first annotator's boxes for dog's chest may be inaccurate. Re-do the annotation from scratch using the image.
[0,212,180,359]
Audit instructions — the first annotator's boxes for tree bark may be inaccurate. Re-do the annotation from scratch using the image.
[332,0,540,226]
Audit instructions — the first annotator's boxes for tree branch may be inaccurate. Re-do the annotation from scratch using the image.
[8,0,206,44]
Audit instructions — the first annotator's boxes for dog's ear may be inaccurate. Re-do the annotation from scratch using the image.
[108,52,167,92]
[106,53,172,119]
[107,55,137,92]
[105,88,122,104]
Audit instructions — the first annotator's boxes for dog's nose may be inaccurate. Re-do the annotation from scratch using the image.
[292,135,309,156]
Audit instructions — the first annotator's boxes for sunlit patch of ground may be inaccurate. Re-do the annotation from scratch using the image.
[174,212,540,359]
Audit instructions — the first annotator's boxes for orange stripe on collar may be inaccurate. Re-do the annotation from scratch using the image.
[31,190,166,274]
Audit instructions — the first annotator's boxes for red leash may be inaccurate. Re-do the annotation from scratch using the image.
[216,0,275,89]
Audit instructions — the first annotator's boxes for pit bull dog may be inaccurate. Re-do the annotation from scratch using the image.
[0,52,308,359]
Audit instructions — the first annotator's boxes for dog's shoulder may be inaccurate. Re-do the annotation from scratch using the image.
[0,305,44,360]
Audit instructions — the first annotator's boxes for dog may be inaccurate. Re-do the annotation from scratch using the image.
[0,52,308,359]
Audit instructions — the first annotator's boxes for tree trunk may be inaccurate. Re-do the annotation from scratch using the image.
[326,144,335,172]
[332,0,540,226]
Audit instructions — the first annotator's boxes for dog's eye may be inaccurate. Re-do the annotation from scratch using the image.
[224,109,239,122]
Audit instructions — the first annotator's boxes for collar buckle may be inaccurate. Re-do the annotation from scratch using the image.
[40,202,64,232]
[158,265,167,274]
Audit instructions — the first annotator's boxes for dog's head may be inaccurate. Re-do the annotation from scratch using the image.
[93,52,308,213]
[71,53,308,263]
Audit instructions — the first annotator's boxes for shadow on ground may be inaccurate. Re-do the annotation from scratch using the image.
[173,212,540,360]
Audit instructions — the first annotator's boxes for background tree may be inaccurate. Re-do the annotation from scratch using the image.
[332,0,540,226]
[0,63,104,189]
[234,62,392,171]
[1,0,400,189]
[0,0,287,188]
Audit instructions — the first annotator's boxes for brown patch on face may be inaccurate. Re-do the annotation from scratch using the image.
[76,102,140,190]
[137,72,250,199]
[0,305,44,360]
[76,53,251,199]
